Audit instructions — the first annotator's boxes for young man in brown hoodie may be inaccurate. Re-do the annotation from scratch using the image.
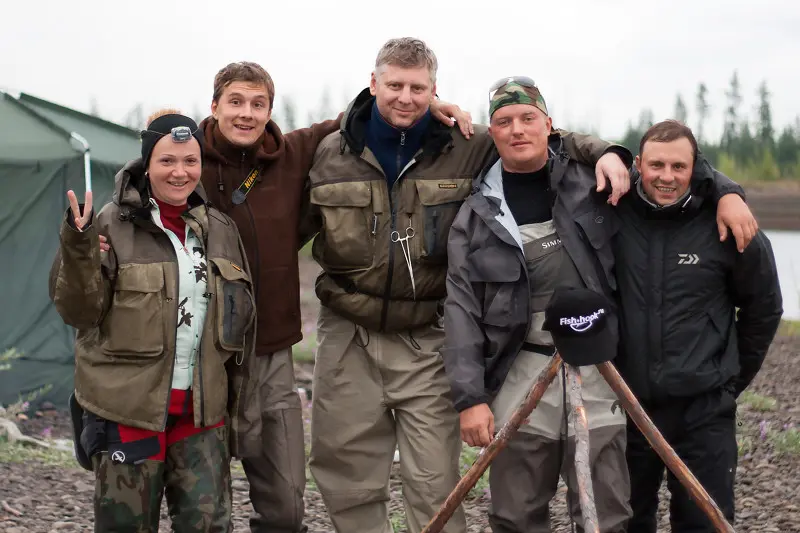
[196,61,330,533]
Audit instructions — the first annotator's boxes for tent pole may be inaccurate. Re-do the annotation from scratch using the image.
[69,132,91,193]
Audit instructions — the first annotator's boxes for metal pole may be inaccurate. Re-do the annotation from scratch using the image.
[70,132,91,193]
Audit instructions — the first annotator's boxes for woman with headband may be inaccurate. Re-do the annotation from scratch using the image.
[49,109,259,532]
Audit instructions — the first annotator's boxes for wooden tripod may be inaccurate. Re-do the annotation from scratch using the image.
[420,354,736,533]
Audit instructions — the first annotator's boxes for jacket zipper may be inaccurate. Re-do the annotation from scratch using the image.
[379,146,416,332]
[185,212,208,426]
[183,215,209,427]
[161,237,179,431]
[379,186,399,332]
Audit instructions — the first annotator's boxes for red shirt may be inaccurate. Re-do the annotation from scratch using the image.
[154,198,187,245]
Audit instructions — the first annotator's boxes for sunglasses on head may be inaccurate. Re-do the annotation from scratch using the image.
[488,76,537,99]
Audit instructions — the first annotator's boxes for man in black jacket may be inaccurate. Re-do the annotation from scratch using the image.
[613,120,784,532]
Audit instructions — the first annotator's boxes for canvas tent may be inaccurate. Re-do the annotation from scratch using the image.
[0,91,140,408]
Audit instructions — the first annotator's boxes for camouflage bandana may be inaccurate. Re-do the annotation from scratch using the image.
[489,81,548,118]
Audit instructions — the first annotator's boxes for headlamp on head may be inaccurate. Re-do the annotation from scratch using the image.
[140,125,196,143]
[170,126,193,143]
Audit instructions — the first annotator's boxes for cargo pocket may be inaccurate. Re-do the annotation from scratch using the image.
[310,181,375,270]
[415,178,471,264]
[575,207,619,291]
[102,263,165,357]
[211,258,256,353]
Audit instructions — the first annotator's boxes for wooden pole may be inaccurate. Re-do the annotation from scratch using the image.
[566,365,599,533]
[596,362,736,533]
[420,354,563,533]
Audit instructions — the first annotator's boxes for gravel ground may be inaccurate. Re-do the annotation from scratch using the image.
[2,257,798,532]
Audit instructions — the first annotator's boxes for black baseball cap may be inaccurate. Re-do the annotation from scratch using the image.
[542,286,618,366]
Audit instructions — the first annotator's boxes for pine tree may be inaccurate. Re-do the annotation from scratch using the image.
[722,71,742,150]
[695,83,710,144]
[674,94,688,124]
[756,80,774,149]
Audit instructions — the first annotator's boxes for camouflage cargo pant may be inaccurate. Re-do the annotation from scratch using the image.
[91,425,232,532]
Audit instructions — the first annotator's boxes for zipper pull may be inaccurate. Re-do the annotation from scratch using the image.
[400,131,406,146]
[371,214,378,235]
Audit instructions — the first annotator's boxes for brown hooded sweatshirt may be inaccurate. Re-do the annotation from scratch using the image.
[199,116,341,354]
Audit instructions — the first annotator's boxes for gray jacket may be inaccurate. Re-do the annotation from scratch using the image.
[441,138,621,413]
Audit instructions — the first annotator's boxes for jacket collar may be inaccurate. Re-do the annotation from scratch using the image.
[367,99,431,146]
[198,116,286,167]
[339,88,453,159]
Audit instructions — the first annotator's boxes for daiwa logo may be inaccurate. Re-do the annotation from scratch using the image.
[559,308,606,332]
[678,253,700,265]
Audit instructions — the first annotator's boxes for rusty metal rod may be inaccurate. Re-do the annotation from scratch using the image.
[566,365,599,533]
[596,362,736,533]
[421,354,563,533]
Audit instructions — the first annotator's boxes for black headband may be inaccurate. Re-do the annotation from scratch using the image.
[140,114,204,169]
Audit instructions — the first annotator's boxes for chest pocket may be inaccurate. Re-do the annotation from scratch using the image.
[575,207,619,291]
[414,178,471,264]
[210,258,256,354]
[310,181,375,271]
[102,263,165,358]
[468,246,524,328]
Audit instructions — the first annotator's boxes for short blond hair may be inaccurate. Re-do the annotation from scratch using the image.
[374,37,438,83]
[146,108,182,128]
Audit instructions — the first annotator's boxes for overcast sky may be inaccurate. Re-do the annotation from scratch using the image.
[3,0,799,143]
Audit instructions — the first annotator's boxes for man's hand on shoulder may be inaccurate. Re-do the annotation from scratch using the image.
[459,403,495,448]
[595,152,631,206]
[717,193,758,253]
[430,98,475,139]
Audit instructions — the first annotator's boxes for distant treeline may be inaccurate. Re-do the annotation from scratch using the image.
[616,71,800,182]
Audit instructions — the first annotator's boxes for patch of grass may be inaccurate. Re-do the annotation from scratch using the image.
[769,427,800,456]
[298,239,314,258]
[389,510,406,532]
[305,464,318,491]
[737,432,755,457]
[738,390,778,412]
[0,437,77,468]
[778,319,800,337]
[459,445,490,499]
[294,331,318,363]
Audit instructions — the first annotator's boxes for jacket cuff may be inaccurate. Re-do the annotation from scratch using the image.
[61,209,98,250]
[603,145,634,169]
[64,205,95,232]
[714,181,746,203]
[453,393,491,413]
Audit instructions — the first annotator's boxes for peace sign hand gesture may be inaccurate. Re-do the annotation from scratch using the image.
[67,189,93,231]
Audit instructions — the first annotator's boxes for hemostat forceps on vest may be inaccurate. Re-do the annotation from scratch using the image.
[391,225,416,300]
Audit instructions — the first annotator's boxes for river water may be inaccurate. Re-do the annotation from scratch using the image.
[765,230,800,320]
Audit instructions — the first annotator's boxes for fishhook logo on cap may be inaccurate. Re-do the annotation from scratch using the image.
[559,308,606,333]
